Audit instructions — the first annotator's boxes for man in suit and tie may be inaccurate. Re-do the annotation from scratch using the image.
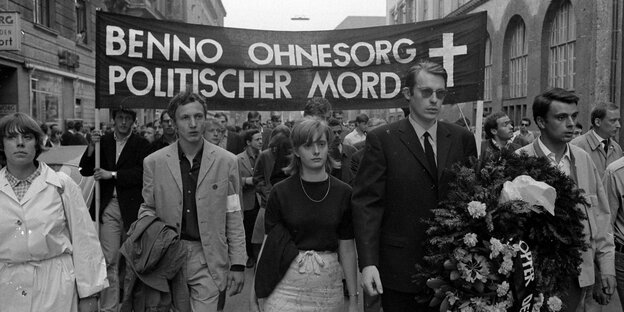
[571,101,622,178]
[237,129,262,268]
[79,107,151,312]
[352,59,477,311]
[139,91,246,311]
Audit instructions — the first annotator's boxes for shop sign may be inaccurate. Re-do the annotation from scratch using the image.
[0,12,20,51]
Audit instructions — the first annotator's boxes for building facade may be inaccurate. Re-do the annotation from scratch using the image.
[0,0,225,131]
[386,0,624,143]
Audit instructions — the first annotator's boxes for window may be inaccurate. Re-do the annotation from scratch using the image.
[484,36,492,101]
[503,104,527,127]
[437,0,445,18]
[31,72,62,123]
[75,0,87,44]
[508,19,528,98]
[34,0,52,27]
[75,81,95,124]
[406,0,415,23]
[548,1,576,90]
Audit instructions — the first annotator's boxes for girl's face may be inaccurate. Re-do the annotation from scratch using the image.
[4,132,37,167]
[295,133,328,172]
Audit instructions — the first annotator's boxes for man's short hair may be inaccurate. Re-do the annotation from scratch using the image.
[66,120,75,130]
[404,59,448,95]
[112,108,137,121]
[303,97,332,118]
[214,112,229,123]
[247,111,261,120]
[159,111,170,123]
[167,91,207,121]
[590,101,619,127]
[355,114,369,124]
[332,110,344,117]
[40,123,49,134]
[73,121,82,131]
[521,117,531,126]
[532,88,579,124]
[243,128,260,144]
[484,111,507,140]
[327,118,342,127]
[271,112,282,122]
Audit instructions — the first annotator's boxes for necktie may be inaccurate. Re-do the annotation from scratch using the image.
[423,132,437,178]
[603,139,609,154]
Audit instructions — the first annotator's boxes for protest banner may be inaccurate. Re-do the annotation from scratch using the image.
[96,11,486,110]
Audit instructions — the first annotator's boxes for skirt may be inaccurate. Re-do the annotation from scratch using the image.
[263,251,344,312]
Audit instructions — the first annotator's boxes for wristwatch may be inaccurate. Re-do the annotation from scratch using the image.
[112,172,117,179]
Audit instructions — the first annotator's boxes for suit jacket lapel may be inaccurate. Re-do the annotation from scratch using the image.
[436,123,452,180]
[241,152,253,174]
[165,143,184,194]
[198,140,216,188]
[397,119,436,180]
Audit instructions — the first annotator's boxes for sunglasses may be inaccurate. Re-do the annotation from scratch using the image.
[416,87,448,100]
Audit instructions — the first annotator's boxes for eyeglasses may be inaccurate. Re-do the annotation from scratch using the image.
[416,87,448,100]
[332,130,342,135]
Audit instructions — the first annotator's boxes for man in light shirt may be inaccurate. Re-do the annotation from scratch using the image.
[516,88,616,310]
[344,113,369,148]
[571,102,622,178]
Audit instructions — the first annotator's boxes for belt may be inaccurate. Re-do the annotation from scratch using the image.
[616,241,624,253]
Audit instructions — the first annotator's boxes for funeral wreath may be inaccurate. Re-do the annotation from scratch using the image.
[415,150,588,312]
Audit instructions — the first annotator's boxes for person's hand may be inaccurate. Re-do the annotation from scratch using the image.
[227,271,245,296]
[78,296,98,312]
[93,168,113,181]
[593,281,610,305]
[361,265,383,296]
[601,274,616,296]
[90,130,102,143]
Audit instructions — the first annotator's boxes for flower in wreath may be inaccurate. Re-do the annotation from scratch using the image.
[489,237,505,258]
[498,255,513,275]
[547,296,562,312]
[496,281,509,297]
[467,201,486,218]
[457,253,490,283]
[463,233,478,247]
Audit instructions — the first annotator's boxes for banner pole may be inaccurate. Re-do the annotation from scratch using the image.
[475,101,484,157]
[94,110,101,233]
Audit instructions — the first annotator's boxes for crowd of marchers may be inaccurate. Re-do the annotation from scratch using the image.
[1,58,624,312]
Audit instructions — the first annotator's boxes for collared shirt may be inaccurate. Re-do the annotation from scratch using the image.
[5,163,42,201]
[591,130,609,152]
[343,129,366,147]
[246,148,257,170]
[178,143,204,241]
[114,132,130,163]
[408,115,438,164]
[537,138,571,176]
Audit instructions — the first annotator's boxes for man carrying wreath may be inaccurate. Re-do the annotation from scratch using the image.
[516,88,616,311]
